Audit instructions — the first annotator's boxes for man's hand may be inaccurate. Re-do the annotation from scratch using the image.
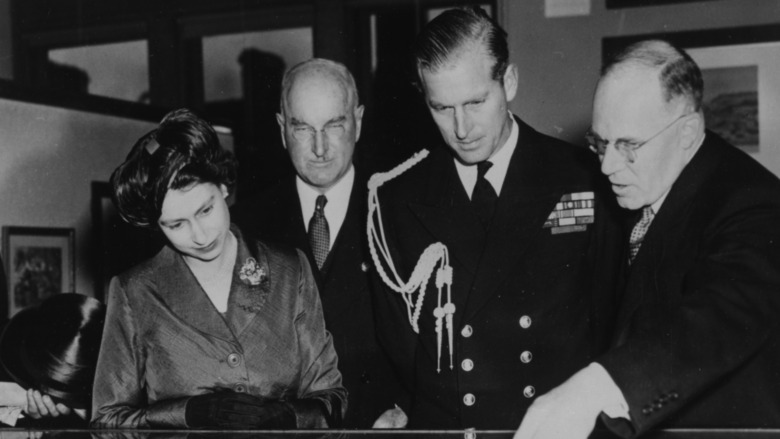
[514,363,624,439]
[25,389,73,419]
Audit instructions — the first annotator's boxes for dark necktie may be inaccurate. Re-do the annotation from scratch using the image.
[472,161,498,228]
[629,206,654,264]
[308,195,330,269]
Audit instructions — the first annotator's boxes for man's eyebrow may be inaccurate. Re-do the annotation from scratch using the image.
[325,115,347,125]
[289,117,311,127]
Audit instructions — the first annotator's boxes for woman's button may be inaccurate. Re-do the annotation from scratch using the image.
[233,384,247,393]
[227,353,241,368]
[519,315,532,329]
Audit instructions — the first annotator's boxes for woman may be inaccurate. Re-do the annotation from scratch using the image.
[91,109,345,429]
[0,293,105,428]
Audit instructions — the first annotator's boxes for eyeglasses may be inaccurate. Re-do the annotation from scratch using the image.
[585,112,691,163]
[290,122,346,144]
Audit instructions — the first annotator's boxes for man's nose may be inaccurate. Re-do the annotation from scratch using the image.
[600,144,624,176]
[313,130,328,158]
[453,108,472,140]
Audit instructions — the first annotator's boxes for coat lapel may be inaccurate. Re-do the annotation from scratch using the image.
[152,245,235,342]
[226,227,272,338]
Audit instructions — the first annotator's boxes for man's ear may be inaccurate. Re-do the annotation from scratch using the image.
[680,112,703,150]
[276,112,288,149]
[354,105,365,142]
[220,184,229,199]
[503,63,519,103]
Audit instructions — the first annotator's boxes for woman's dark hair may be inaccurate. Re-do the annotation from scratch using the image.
[111,108,237,228]
[0,294,106,409]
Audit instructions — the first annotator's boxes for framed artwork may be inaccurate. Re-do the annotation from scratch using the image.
[2,226,75,317]
[606,0,721,8]
[603,25,780,171]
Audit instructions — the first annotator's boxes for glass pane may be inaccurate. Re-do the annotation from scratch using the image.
[48,40,149,103]
[202,27,313,102]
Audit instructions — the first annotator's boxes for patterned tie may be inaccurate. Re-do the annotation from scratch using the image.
[472,161,498,228]
[629,206,655,264]
[308,195,330,269]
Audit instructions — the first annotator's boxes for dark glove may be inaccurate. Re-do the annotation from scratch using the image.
[185,392,297,429]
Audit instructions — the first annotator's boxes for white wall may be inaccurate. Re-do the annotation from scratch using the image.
[0,99,157,297]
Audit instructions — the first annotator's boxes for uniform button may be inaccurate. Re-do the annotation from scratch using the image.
[361,262,370,272]
[520,350,533,363]
[463,393,476,406]
[461,359,474,372]
[461,325,473,338]
[523,386,535,398]
[234,384,247,393]
[227,353,241,368]
[519,315,532,329]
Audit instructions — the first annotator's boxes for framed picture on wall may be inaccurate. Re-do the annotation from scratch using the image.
[603,25,780,170]
[2,226,75,317]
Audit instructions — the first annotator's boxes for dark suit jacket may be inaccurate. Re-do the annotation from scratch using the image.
[599,132,780,436]
[91,227,345,428]
[233,171,404,428]
[372,116,621,429]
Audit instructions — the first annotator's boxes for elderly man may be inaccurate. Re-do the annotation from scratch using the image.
[232,58,403,428]
[516,40,780,439]
[368,6,620,429]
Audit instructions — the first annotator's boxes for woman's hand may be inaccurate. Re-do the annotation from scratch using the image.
[25,389,72,419]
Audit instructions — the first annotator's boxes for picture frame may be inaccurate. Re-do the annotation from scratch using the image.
[2,226,75,317]
[603,25,780,172]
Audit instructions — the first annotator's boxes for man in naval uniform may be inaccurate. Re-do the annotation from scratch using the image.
[368,6,621,429]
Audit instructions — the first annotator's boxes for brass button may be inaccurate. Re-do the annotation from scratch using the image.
[519,315,532,329]
[520,350,533,363]
[227,353,241,368]
[461,359,474,372]
[461,325,473,338]
[361,262,370,272]
[463,393,476,406]
[523,386,535,398]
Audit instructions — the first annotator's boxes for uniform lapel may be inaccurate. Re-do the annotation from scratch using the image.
[407,148,485,277]
[153,245,235,342]
[462,122,562,321]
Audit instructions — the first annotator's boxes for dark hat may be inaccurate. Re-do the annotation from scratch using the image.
[0,293,106,408]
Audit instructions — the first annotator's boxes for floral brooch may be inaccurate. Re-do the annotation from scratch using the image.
[239,257,267,286]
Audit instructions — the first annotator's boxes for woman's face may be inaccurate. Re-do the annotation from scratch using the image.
[158,182,231,263]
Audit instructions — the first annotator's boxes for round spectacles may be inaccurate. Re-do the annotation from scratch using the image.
[586,112,691,163]
[290,123,346,144]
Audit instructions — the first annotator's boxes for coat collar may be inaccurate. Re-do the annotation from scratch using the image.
[150,225,271,344]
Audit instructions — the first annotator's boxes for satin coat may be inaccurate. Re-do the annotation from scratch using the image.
[372,116,621,429]
[600,132,780,436]
[91,227,346,428]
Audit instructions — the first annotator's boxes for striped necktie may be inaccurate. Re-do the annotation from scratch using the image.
[308,195,330,269]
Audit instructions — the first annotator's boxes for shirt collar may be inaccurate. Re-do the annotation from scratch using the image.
[297,165,354,247]
[455,113,518,197]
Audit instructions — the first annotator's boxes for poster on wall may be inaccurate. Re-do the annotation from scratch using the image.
[2,226,75,317]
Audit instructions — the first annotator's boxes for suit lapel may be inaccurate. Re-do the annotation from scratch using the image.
[616,134,724,333]
[153,245,235,342]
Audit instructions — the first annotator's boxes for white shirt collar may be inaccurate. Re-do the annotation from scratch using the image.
[455,114,519,198]
[297,165,355,249]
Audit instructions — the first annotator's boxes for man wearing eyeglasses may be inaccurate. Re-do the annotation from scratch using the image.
[232,58,404,428]
[516,39,780,439]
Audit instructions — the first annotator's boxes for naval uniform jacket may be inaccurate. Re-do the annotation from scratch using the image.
[91,226,346,428]
[372,116,621,429]
[232,171,404,428]
[599,132,780,437]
